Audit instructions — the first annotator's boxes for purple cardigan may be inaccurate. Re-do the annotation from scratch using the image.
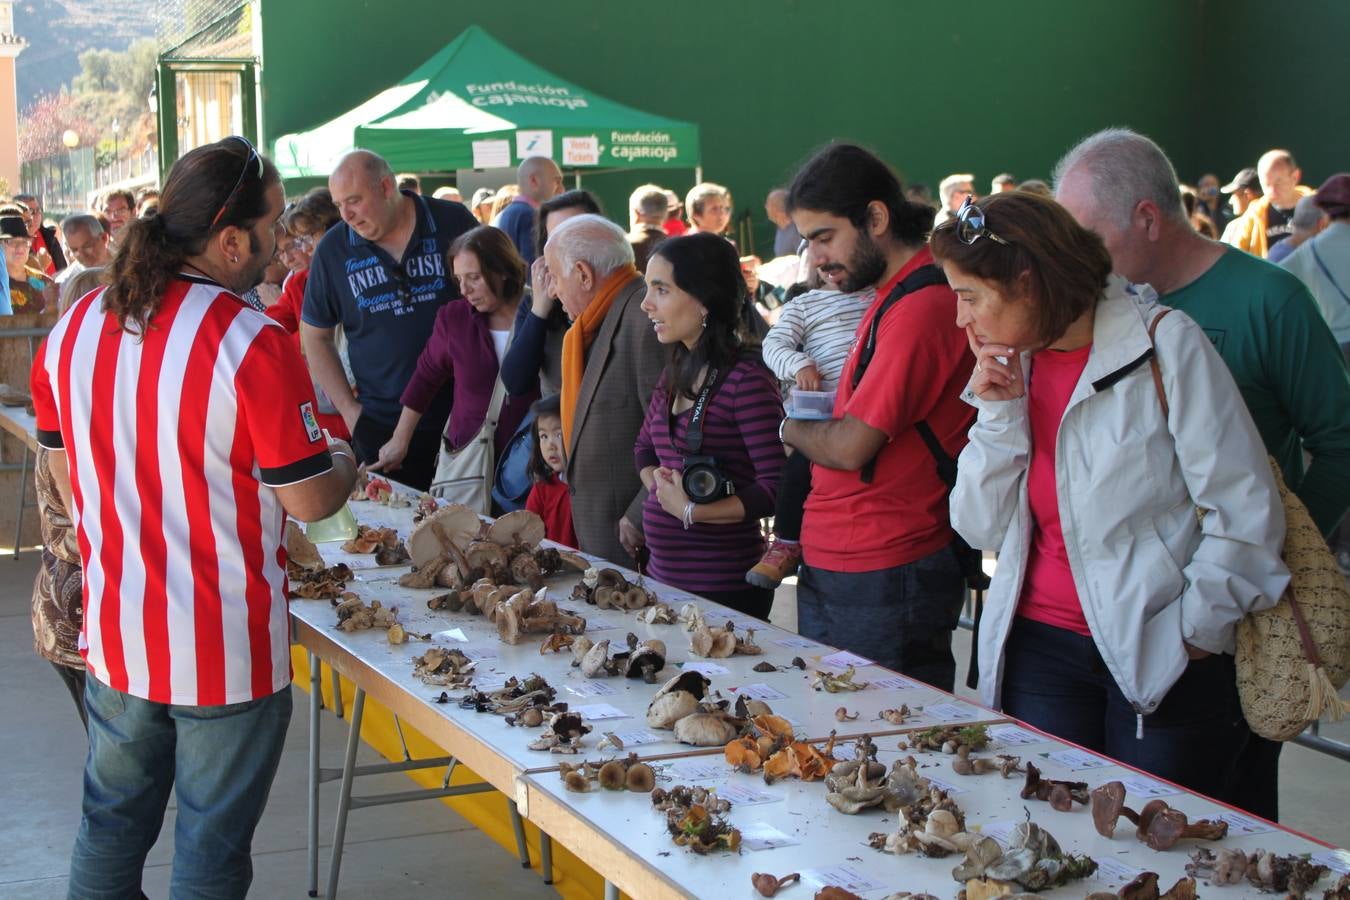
[400,299,538,454]
[634,357,786,594]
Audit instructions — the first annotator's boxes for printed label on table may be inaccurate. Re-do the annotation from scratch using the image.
[715,783,782,807]
[1118,774,1182,798]
[977,820,1017,846]
[740,821,800,851]
[341,555,382,570]
[775,636,823,650]
[1216,811,1274,835]
[565,681,617,697]
[432,628,468,642]
[922,775,967,795]
[607,730,664,747]
[922,702,977,721]
[800,865,882,894]
[570,703,628,721]
[988,724,1042,746]
[667,759,726,781]
[1312,849,1350,875]
[680,661,730,676]
[819,650,873,669]
[461,646,498,661]
[1043,748,1111,771]
[582,620,621,631]
[734,683,788,701]
[869,675,918,691]
[1093,856,1145,884]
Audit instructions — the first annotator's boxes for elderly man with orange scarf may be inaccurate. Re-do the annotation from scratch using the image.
[542,214,665,564]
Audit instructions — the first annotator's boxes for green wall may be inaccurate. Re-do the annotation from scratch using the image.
[258,1,1345,256]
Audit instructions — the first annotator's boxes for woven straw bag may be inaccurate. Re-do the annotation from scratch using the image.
[1233,463,1350,740]
[1147,309,1350,741]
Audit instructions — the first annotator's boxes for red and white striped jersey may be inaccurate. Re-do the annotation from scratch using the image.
[31,275,333,706]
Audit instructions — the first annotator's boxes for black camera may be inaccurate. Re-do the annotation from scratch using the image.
[682,455,735,504]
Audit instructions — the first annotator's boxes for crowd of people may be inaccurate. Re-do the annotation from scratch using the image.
[15,126,1350,895]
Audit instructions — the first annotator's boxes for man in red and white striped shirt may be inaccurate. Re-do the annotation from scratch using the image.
[32,137,357,899]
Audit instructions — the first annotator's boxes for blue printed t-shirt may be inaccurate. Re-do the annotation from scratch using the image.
[302,191,478,430]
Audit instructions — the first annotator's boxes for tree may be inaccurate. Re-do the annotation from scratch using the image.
[72,48,115,93]
[18,93,96,163]
[110,39,158,103]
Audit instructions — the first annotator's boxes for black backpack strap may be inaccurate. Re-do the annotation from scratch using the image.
[855,264,946,483]
[915,420,957,489]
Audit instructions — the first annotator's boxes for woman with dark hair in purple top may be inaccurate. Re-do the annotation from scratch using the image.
[635,232,787,619]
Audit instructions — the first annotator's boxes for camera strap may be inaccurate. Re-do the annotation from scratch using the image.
[671,366,721,454]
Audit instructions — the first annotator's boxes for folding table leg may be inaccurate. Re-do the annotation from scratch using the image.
[604,880,620,900]
[12,444,29,559]
[325,687,366,900]
[540,832,553,884]
[330,667,344,719]
[307,651,322,897]
[507,799,532,868]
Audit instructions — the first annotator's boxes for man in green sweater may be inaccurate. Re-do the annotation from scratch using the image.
[1053,127,1350,825]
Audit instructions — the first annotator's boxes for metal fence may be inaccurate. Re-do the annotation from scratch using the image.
[19,146,158,216]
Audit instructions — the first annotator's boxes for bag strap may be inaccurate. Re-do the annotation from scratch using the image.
[915,419,958,490]
[1146,308,1175,419]
[1285,587,1325,669]
[1311,242,1350,309]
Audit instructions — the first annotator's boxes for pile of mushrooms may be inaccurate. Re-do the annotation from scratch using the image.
[402,506,587,591]
[812,665,868,692]
[571,567,657,611]
[1090,781,1228,849]
[411,646,475,687]
[689,618,763,658]
[495,587,587,645]
[951,819,1098,894]
[570,633,667,681]
[458,673,566,729]
[651,785,741,854]
[951,745,1023,777]
[341,525,410,565]
[333,594,424,644]
[899,724,990,754]
[288,562,354,600]
[1185,848,1330,897]
[645,671,746,746]
[558,754,656,793]
[724,711,839,784]
[1020,761,1089,812]
[1085,872,1197,900]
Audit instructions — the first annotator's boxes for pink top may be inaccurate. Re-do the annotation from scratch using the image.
[1017,343,1092,637]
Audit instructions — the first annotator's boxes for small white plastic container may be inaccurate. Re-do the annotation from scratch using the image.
[786,388,837,420]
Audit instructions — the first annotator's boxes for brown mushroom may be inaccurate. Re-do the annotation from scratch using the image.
[1135,800,1227,851]
[626,763,655,792]
[752,872,801,897]
[1020,761,1089,808]
[1090,781,1142,838]
[597,760,627,790]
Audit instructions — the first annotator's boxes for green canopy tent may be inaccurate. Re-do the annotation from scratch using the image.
[272,25,701,180]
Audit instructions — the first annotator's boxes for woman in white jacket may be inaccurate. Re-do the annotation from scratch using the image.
[932,192,1289,799]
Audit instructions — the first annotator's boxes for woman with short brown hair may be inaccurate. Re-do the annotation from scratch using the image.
[934,192,1287,799]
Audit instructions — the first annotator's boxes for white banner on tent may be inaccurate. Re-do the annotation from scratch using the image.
[515,130,553,160]
[562,136,600,166]
[471,140,511,168]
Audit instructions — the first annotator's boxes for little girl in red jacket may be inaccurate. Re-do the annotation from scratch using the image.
[523,395,579,548]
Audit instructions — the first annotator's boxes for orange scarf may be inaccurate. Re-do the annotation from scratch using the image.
[560,265,638,453]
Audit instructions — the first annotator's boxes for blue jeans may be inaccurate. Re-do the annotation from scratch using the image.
[1000,617,1247,800]
[69,677,293,900]
[796,542,966,691]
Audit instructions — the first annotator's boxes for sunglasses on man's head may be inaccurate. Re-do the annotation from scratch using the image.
[955,195,1011,247]
[210,135,264,229]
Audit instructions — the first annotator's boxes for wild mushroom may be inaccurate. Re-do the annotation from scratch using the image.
[951,745,1001,775]
[673,713,739,746]
[486,509,547,549]
[812,665,868,692]
[570,635,594,667]
[580,639,616,678]
[639,602,676,624]
[878,706,911,725]
[624,639,667,682]
[751,872,801,897]
[646,671,710,728]
[625,763,656,792]
[407,503,481,570]
[1020,762,1088,811]
[1134,800,1227,851]
[689,620,737,658]
[597,759,627,790]
[1090,781,1142,838]
[835,707,859,722]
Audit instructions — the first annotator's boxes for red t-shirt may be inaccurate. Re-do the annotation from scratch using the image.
[31,276,333,705]
[1017,344,1092,636]
[525,474,578,549]
[800,248,976,571]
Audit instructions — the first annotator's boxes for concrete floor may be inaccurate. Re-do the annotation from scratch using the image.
[1,554,1346,899]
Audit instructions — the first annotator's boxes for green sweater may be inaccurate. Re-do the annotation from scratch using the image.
[1165,248,1350,535]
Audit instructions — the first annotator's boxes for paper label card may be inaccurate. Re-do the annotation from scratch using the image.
[667,759,725,781]
[740,821,800,851]
[461,646,497,661]
[715,783,781,806]
[608,730,664,747]
[565,681,616,697]
[1118,774,1182,798]
[988,724,1042,746]
[471,139,510,169]
[571,703,628,721]
[922,775,967,795]
[923,702,977,721]
[734,683,788,701]
[977,820,1017,846]
[515,129,553,160]
[800,865,882,894]
[582,620,620,631]
[432,628,468,642]
[680,661,730,676]
[1216,811,1274,835]
[1312,850,1350,875]
[819,650,873,669]
[775,637,822,650]
[1043,748,1110,771]
[1093,856,1145,884]
[869,675,918,691]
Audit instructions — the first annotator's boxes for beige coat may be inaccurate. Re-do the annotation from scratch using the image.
[565,275,666,563]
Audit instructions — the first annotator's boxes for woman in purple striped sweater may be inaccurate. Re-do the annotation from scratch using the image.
[635,233,787,619]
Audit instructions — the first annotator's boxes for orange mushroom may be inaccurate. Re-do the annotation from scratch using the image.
[725,735,764,773]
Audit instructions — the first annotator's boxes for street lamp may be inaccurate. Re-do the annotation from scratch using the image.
[62,130,79,211]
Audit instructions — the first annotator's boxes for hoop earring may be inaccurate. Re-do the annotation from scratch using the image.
[231,255,239,264]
